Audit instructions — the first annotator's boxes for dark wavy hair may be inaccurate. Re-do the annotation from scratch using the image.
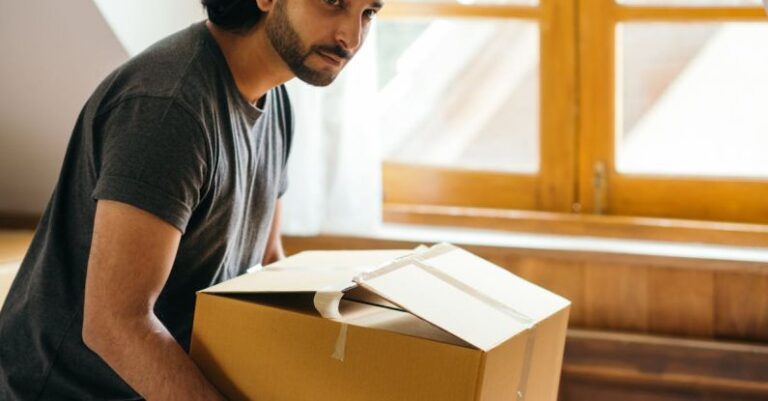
[201,0,265,33]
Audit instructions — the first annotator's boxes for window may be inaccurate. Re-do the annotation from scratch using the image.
[579,0,768,223]
[376,0,768,225]
[378,0,577,212]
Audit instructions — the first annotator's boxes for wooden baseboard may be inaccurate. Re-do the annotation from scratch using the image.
[560,329,768,401]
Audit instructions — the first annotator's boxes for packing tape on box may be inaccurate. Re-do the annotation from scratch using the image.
[313,247,435,361]
[314,286,349,320]
[410,260,538,401]
[331,323,348,361]
[312,281,354,361]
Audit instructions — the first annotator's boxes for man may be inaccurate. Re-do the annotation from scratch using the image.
[0,0,382,399]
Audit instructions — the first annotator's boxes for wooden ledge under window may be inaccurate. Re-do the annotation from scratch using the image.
[384,203,768,249]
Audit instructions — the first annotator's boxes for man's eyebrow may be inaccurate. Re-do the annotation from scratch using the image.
[369,0,384,9]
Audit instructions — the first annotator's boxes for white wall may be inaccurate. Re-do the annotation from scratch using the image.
[0,0,205,214]
[0,0,127,213]
[92,0,206,57]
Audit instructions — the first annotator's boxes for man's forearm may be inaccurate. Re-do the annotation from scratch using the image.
[262,200,285,266]
[83,313,226,401]
[262,235,285,265]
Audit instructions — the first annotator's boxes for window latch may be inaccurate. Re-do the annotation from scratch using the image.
[593,161,607,215]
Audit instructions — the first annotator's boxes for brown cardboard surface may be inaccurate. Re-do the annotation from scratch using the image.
[205,249,416,295]
[476,332,530,401]
[190,244,570,401]
[203,269,358,294]
[522,308,570,401]
[191,293,484,401]
[266,249,413,270]
[203,249,421,319]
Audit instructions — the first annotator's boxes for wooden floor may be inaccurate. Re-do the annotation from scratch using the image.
[0,230,33,307]
[0,230,33,263]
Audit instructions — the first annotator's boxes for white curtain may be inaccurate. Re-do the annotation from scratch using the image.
[281,28,382,236]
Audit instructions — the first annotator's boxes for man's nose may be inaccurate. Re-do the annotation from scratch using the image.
[334,16,364,54]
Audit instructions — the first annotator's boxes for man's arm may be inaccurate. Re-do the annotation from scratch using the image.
[262,199,286,266]
[82,200,226,401]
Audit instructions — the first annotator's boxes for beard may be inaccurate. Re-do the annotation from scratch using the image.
[265,0,351,86]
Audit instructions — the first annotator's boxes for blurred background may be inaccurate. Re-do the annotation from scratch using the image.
[1,1,768,400]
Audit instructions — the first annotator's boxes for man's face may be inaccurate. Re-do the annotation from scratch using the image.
[265,0,383,86]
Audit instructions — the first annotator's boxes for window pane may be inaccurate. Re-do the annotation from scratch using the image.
[377,19,540,173]
[616,22,768,178]
[617,0,761,6]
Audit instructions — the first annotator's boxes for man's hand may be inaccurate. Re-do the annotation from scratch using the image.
[82,200,226,401]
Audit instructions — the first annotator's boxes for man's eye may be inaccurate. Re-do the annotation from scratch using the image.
[323,0,342,7]
[363,8,378,19]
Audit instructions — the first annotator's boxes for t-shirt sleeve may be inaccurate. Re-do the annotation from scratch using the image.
[91,97,210,234]
[277,85,293,199]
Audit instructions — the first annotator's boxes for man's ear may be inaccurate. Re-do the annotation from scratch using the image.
[255,0,276,13]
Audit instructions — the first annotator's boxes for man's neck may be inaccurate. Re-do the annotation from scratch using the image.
[205,21,294,104]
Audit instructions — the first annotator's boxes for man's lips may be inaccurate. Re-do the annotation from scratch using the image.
[315,50,344,67]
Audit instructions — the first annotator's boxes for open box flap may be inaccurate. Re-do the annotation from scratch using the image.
[266,249,415,270]
[354,243,570,351]
[414,243,571,321]
[201,249,417,319]
[201,269,359,294]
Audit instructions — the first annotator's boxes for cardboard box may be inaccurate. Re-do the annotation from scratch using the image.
[190,244,570,401]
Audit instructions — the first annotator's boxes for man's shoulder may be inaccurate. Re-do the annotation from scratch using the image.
[90,22,219,119]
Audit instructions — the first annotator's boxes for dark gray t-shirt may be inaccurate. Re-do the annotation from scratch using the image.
[0,21,293,400]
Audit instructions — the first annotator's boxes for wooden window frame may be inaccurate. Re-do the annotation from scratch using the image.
[579,2,768,225]
[380,0,579,213]
[380,0,768,243]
